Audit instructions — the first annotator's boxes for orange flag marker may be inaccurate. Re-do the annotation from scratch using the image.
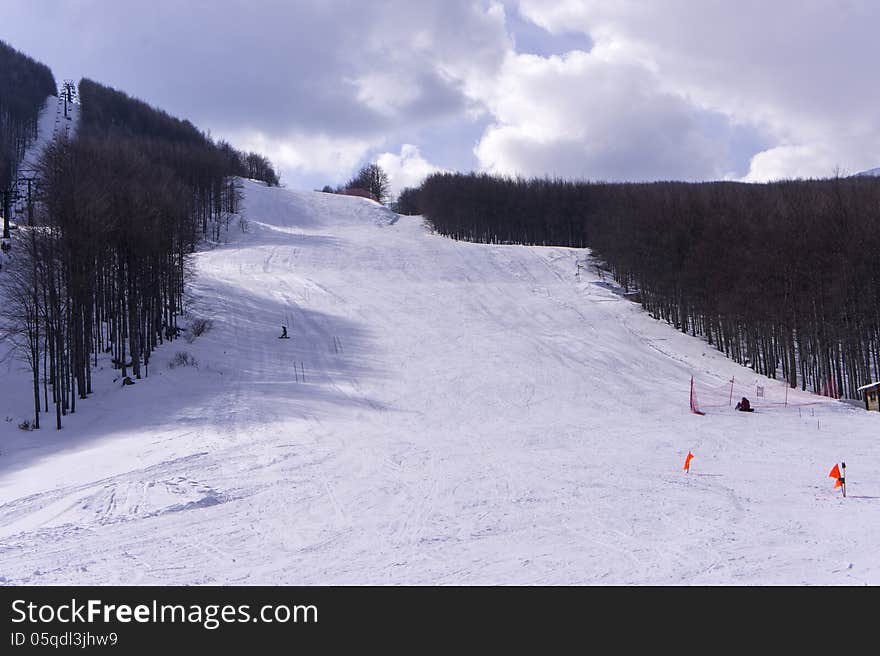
[829,463,845,494]
[684,451,695,473]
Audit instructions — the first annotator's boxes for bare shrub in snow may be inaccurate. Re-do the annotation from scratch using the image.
[169,351,198,369]
[185,317,212,342]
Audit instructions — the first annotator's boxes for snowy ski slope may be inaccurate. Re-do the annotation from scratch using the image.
[1,179,878,584]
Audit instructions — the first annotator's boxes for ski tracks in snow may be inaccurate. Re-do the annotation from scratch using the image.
[4,181,880,584]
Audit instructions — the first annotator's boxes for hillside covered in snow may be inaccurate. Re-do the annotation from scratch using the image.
[1,180,878,585]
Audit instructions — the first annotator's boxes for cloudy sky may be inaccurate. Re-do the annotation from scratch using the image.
[3,0,878,195]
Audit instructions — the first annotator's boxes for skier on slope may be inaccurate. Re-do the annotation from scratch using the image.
[735,396,753,412]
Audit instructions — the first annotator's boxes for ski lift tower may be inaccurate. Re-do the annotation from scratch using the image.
[61,79,77,120]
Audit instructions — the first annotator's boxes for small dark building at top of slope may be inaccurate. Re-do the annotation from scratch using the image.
[858,381,880,412]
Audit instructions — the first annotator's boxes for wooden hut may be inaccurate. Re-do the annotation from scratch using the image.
[857,381,880,412]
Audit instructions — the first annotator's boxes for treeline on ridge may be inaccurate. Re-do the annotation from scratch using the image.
[3,76,279,430]
[78,79,280,189]
[416,172,880,400]
[0,40,56,192]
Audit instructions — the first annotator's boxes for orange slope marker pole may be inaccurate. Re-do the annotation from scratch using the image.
[684,451,694,474]
[829,463,845,497]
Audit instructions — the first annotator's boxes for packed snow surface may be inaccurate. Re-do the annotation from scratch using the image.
[1,180,878,584]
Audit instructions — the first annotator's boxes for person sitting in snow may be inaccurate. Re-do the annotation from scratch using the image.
[735,396,753,412]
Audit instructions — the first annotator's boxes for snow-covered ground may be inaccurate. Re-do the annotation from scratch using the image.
[1,179,878,585]
[16,91,75,177]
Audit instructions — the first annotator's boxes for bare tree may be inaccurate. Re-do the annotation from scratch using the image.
[347,163,390,204]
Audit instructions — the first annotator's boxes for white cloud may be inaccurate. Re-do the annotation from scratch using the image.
[353,73,422,117]
[744,140,872,182]
[515,0,880,180]
[377,144,445,198]
[472,48,735,181]
[2,0,511,188]
[228,130,377,185]
[8,0,880,184]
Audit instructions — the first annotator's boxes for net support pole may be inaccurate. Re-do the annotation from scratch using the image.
[690,376,705,415]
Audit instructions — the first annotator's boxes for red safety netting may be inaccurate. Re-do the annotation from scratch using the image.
[689,374,828,414]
